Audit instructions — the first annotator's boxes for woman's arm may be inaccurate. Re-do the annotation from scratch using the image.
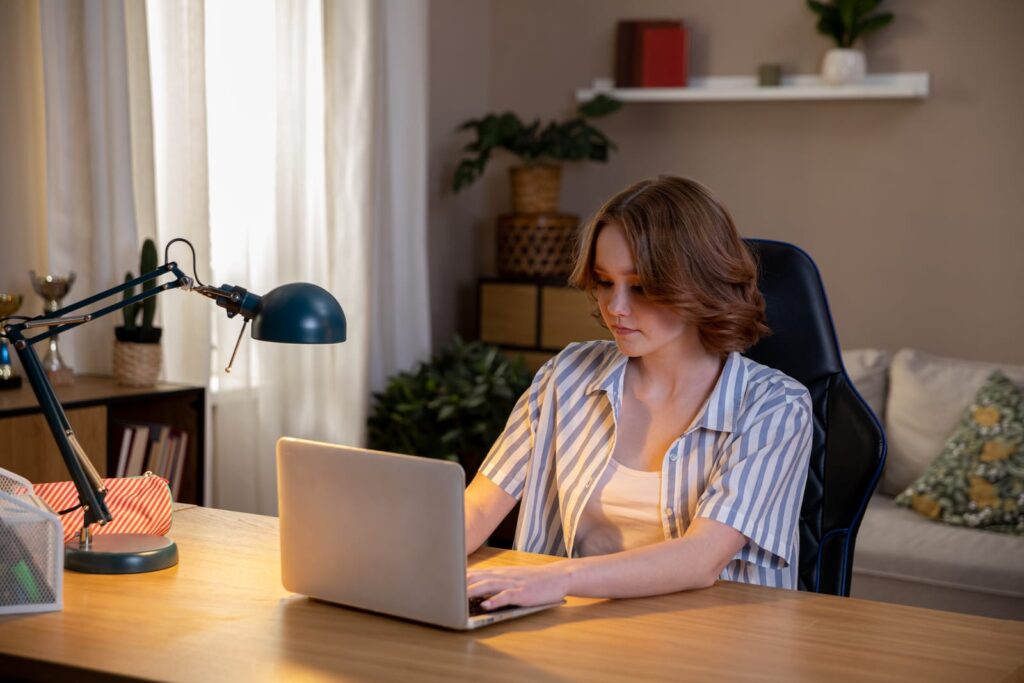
[464,473,518,555]
[467,517,745,608]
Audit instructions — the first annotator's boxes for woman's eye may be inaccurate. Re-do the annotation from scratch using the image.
[595,279,612,288]
[631,285,645,295]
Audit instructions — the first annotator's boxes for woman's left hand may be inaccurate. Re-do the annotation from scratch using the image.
[467,563,573,610]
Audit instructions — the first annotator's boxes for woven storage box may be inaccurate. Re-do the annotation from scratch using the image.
[497,213,578,279]
[509,165,562,214]
[113,341,162,387]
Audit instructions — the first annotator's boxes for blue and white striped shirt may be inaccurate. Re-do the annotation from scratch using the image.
[480,340,813,589]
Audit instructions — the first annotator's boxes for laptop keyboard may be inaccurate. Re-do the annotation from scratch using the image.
[469,597,519,617]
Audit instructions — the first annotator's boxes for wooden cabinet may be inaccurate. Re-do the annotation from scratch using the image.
[478,279,612,371]
[0,375,205,504]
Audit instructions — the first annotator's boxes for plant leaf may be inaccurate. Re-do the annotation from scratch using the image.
[806,0,834,18]
[850,12,893,44]
[578,94,622,118]
[816,14,845,45]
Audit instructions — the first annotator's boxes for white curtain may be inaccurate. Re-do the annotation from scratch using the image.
[25,0,431,514]
[172,0,432,514]
[36,0,142,375]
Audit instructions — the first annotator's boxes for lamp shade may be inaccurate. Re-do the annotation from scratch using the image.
[250,282,346,344]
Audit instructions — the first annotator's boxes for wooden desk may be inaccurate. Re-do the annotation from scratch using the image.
[1,506,1022,682]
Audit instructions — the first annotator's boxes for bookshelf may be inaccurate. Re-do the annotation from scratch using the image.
[575,73,930,103]
[0,375,205,504]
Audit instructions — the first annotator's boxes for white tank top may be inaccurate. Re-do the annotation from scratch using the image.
[574,457,664,557]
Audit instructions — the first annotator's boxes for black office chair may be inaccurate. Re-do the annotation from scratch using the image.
[743,239,886,596]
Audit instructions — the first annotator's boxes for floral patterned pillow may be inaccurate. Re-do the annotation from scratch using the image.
[894,370,1023,534]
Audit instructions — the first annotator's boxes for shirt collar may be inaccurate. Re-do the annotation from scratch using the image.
[585,347,629,397]
[694,351,747,434]
[585,348,748,435]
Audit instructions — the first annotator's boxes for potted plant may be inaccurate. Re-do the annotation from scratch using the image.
[112,239,163,387]
[367,337,532,478]
[807,0,893,85]
[452,94,621,213]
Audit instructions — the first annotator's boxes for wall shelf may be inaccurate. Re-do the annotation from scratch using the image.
[576,73,930,103]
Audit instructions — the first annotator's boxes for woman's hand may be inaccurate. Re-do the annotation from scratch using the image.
[467,562,573,610]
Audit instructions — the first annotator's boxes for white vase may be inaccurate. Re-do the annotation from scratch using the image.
[821,48,866,85]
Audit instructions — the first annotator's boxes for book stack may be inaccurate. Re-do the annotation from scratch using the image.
[111,422,189,499]
[615,20,689,88]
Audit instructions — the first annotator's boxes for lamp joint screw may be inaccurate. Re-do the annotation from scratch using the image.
[14,340,26,350]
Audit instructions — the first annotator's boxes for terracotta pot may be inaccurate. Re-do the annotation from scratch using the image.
[113,341,162,387]
[509,165,562,213]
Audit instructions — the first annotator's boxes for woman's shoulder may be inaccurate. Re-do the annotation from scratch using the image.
[735,353,812,418]
[534,340,621,386]
[553,339,619,364]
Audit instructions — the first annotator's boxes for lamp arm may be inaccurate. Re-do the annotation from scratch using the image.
[8,341,111,527]
[0,263,190,529]
[9,264,191,346]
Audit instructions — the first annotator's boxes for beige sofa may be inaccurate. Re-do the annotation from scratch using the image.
[843,348,1024,620]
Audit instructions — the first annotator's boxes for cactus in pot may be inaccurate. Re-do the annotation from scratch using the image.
[113,239,162,385]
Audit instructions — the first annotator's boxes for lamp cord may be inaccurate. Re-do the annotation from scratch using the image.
[163,238,206,287]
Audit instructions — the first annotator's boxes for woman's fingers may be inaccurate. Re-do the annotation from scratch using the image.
[479,588,519,609]
[467,564,570,610]
[467,576,520,599]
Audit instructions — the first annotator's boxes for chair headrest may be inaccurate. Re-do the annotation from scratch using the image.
[744,239,843,386]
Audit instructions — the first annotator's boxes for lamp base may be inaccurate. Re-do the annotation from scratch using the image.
[0,375,21,390]
[65,533,178,574]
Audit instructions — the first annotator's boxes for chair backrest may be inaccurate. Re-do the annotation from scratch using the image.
[743,239,886,596]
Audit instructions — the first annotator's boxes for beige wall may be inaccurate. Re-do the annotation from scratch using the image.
[427,0,492,350]
[429,0,1024,364]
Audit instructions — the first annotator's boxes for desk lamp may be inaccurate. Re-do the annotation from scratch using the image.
[0,239,346,573]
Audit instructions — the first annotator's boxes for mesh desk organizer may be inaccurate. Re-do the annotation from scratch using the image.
[0,468,63,614]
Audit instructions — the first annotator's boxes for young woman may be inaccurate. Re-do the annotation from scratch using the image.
[465,176,813,610]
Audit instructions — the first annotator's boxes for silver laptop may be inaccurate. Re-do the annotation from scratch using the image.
[276,437,561,629]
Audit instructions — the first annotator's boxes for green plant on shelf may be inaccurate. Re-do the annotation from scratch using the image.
[807,0,893,48]
[367,337,533,474]
[115,238,163,344]
[452,94,622,192]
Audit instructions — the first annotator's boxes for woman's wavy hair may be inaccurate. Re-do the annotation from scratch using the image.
[569,176,770,356]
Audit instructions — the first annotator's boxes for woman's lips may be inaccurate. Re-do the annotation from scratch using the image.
[612,325,637,336]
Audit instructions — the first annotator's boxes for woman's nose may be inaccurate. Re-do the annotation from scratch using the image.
[607,286,631,316]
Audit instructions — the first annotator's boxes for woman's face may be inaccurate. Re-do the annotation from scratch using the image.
[593,221,692,358]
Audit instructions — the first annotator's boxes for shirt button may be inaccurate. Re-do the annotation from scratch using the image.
[585,478,594,489]
[669,453,679,462]
[665,507,674,517]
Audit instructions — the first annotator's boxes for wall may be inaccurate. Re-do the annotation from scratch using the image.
[426,0,492,351]
[428,0,1024,364]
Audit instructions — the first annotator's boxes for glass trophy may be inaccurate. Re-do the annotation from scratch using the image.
[29,272,76,386]
[0,294,23,390]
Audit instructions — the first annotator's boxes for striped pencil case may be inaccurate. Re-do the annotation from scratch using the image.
[33,473,173,543]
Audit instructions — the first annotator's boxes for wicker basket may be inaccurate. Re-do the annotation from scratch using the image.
[509,165,562,214]
[112,341,162,387]
[497,213,578,279]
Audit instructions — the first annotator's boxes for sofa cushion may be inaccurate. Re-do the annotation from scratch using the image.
[894,371,1023,534]
[854,494,1024,598]
[841,348,890,423]
[881,349,1024,496]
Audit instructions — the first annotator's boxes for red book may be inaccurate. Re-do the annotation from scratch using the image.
[639,24,688,87]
